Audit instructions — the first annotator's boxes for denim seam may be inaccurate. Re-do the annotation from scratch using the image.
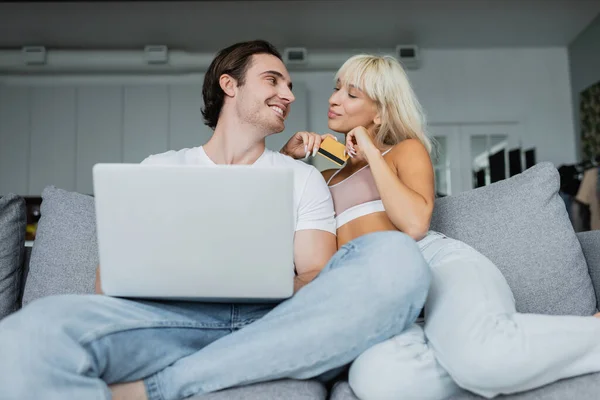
[144,374,165,400]
[418,234,444,252]
[232,318,260,329]
[322,245,354,273]
[182,382,208,398]
[427,241,465,264]
[98,380,111,400]
[418,240,436,252]
[336,243,357,263]
[420,236,458,262]
[75,341,94,377]
[230,304,238,330]
[78,320,231,346]
[74,342,145,399]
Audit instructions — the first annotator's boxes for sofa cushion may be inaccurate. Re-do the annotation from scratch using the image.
[329,381,358,400]
[0,194,26,319]
[447,372,600,399]
[330,373,600,400]
[430,162,596,316]
[577,230,600,309]
[22,186,98,305]
[189,379,327,400]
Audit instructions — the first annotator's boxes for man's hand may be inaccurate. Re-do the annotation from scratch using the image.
[280,131,338,160]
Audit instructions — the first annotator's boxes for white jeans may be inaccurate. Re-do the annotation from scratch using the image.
[349,231,600,400]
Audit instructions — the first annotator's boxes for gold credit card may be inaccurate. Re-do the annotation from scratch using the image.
[318,137,349,166]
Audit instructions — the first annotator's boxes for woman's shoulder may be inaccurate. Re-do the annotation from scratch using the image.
[387,139,430,162]
[389,138,427,152]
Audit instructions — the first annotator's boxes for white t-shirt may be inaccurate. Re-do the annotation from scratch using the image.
[141,146,336,235]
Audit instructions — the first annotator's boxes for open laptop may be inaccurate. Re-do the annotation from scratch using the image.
[92,163,295,302]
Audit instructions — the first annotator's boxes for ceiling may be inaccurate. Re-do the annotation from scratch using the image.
[0,0,598,51]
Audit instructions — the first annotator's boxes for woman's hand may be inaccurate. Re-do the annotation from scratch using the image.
[346,126,379,160]
[280,131,338,159]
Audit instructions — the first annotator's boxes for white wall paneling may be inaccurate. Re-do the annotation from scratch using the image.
[0,87,30,195]
[123,85,169,163]
[168,84,212,151]
[76,86,123,194]
[29,87,77,194]
[0,76,309,196]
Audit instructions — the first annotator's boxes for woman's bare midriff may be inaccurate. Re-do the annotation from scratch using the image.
[336,211,399,248]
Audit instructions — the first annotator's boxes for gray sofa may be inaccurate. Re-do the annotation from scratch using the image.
[2,161,600,399]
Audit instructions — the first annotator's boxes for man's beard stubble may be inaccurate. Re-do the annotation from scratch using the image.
[236,94,285,135]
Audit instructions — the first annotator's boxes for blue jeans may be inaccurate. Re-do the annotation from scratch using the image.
[0,231,431,400]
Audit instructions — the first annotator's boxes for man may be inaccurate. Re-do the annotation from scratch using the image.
[0,40,430,400]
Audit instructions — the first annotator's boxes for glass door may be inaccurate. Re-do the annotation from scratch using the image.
[460,124,521,191]
[429,123,521,195]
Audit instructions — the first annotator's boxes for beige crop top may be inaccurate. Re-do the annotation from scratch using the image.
[327,149,392,228]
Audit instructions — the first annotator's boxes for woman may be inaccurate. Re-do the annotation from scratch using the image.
[281,55,600,400]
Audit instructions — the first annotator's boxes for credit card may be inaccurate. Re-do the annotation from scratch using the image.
[317,137,349,166]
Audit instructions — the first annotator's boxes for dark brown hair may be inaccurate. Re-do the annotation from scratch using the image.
[201,40,282,129]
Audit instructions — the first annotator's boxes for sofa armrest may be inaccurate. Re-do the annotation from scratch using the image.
[577,230,600,310]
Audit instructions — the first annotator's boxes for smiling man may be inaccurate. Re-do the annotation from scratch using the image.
[0,40,430,400]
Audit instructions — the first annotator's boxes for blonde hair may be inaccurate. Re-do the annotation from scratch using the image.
[335,54,433,154]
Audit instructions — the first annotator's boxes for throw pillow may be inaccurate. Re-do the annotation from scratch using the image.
[22,186,98,305]
[0,193,26,319]
[430,162,596,316]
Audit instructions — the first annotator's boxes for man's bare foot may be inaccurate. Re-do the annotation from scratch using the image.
[110,381,148,400]
[594,312,600,318]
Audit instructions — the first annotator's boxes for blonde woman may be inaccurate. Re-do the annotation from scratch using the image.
[281,55,600,399]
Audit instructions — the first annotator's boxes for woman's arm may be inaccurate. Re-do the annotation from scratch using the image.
[365,139,435,240]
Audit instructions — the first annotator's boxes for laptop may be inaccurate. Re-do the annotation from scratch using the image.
[92,163,295,302]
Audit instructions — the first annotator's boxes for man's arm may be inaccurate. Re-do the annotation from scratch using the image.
[293,230,337,293]
[291,166,338,293]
